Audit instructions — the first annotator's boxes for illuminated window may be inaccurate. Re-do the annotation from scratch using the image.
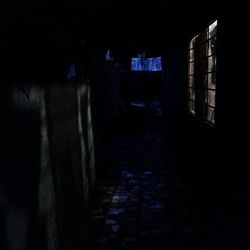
[188,19,217,125]
[131,58,143,71]
[131,57,162,71]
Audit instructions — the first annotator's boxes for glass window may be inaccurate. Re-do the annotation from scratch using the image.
[188,19,217,125]
[131,57,162,71]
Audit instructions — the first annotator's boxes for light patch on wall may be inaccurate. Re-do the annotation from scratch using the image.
[87,84,95,189]
[39,90,58,250]
[77,84,89,202]
[12,85,41,110]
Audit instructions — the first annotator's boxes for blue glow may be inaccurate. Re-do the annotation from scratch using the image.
[147,58,155,71]
[155,57,163,71]
[131,58,143,71]
[130,101,145,107]
[131,57,162,71]
[66,64,76,80]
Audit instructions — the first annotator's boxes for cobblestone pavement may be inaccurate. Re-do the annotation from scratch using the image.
[75,116,195,250]
[72,104,247,250]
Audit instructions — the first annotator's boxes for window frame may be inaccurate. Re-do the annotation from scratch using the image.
[188,19,218,126]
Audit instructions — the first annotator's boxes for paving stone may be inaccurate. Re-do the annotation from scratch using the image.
[92,215,105,220]
[108,208,126,215]
[105,219,118,225]
[121,171,134,178]
[151,229,165,237]
[142,172,153,178]
[73,123,192,250]
[111,225,120,232]
[92,208,104,215]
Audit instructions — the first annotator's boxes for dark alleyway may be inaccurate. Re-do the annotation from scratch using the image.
[73,105,210,250]
[76,107,181,250]
[0,1,249,249]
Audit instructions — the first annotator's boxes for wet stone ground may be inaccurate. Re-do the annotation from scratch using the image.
[75,116,196,250]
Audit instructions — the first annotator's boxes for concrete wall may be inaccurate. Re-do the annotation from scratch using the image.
[0,81,96,250]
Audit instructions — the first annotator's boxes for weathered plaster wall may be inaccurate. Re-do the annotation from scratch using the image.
[0,82,96,250]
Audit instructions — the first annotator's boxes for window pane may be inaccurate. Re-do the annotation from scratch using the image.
[155,57,163,71]
[199,42,208,59]
[209,20,217,38]
[207,89,216,107]
[201,59,208,73]
[131,57,162,71]
[188,87,195,101]
[188,75,194,87]
[188,101,195,115]
[208,36,217,56]
[189,49,194,62]
[201,74,208,89]
[208,55,216,72]
[197,31,208,45]
[207,106,215,124]
[208,73,216,89]
[131,58,142,71]
[190,35,198,49]
[189,62,194,74]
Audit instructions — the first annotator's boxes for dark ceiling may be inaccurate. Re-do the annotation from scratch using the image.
[0,0,246,80]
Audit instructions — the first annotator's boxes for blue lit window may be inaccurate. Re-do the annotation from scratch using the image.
[131,58,143,71]
[155,57,163,71]
[131,57,162,71]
